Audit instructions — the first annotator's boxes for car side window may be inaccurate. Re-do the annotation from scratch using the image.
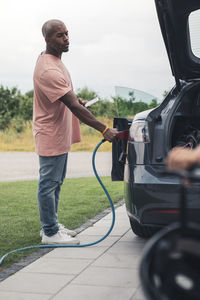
[189,9,200,58]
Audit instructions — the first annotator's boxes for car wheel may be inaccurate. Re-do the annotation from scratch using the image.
[129,218,160,238]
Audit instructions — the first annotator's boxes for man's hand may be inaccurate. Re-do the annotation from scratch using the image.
[166,146,200,171]
[78,98,87,106]
[103,128,118,142]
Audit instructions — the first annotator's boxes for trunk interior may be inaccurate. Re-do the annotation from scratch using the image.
[170,84,200,150]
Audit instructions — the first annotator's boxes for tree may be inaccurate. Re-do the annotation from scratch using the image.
[25,90,34,99]
[76,87,118,118]
[0,86,34,130]
[89,100,118,118]
[148,98,158,109]
[0,86,21,130]
[112,96,136,117]
[76,86,98,101]
[19,90,33,121]
[132,101,149,115]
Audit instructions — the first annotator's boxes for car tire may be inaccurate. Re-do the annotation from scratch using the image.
[129,218,160,238]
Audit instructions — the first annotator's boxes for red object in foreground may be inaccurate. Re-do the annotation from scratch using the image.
[116,130,129,140]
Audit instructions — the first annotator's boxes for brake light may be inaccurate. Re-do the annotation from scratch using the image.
[129,120,150,142]
[150,210,180,214]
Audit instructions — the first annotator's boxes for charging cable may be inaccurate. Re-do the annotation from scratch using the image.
[0,139,115,265]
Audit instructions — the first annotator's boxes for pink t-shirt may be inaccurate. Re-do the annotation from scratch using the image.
[33,53,81,156]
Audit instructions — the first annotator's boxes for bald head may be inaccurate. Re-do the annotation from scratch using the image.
[42,19,65,38]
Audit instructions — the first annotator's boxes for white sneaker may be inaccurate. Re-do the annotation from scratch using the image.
[58,223,77,237]
[40,223,77,237]
[41,230,80,245]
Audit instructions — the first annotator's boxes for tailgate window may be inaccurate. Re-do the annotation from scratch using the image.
[189,9,200,58]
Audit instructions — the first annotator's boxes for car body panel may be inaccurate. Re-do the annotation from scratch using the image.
[124,164,200,226]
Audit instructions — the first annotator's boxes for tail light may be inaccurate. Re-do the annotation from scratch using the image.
[129,120,150,142]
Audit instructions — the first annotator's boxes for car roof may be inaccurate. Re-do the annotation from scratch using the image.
[155,0,200,81]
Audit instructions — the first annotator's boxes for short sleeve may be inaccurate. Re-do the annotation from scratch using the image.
[40,69,72,103]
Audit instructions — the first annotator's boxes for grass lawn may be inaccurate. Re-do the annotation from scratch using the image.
[0,177,124,270]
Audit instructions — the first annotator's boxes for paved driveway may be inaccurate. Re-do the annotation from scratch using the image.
[0,204,147,300]
[0,152,112,182]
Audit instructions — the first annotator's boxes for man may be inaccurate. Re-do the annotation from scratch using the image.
[33,19,117,245]
[167,146,200,171]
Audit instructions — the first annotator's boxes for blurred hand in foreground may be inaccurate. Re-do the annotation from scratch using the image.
[166,146,200,171]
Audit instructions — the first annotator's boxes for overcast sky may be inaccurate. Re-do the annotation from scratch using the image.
[0,0,175,100]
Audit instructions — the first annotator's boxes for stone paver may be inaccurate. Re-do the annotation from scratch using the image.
[53,285,136,300]
[0,204,147,300]
[0,291,51,300]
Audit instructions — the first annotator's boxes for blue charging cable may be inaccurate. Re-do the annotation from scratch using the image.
[0,139,115,265]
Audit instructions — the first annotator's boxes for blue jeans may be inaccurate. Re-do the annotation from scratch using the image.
[38,153,68,236]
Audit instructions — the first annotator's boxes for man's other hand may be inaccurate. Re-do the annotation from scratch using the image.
[78,98,87,106]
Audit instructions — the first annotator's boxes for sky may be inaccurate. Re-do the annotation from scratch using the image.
[0,0,175,100]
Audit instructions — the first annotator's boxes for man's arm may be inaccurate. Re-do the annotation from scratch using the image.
[59,90,117,141]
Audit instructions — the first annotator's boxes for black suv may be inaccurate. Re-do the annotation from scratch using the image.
[112,0,200,238]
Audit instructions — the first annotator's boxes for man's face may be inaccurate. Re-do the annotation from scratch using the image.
[47,24,69,55]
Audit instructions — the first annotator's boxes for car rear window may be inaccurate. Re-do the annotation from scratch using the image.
[189,9,200,58]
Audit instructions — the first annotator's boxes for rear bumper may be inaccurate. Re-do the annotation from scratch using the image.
[124,164,200,226]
